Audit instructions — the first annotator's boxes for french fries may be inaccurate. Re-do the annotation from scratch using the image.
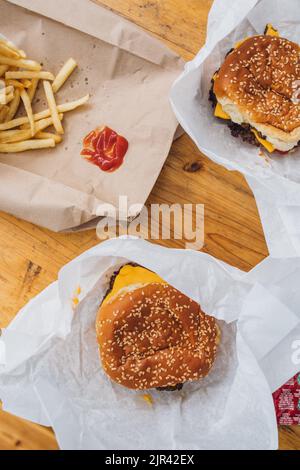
[0,95,89,130]
[35,131,62,144]
[0,115,63,144]
[5,71,54,81]
[0,106,9,123]
[5,92,14,104]
[0,139,55,153]
[0,39,89,154]
[0,56,41,71]
[52,58,77,93]
[20,89,35,136]
[0,39,26,59]
[6,79,25,89]
[28,78,39,103]
[43,81,64,134]
[0,42,20,59]
[5,89,20,122]
[0,65,9,78]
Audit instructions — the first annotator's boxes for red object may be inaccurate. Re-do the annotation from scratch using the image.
[273,373,300,425]
[81,126,129,172]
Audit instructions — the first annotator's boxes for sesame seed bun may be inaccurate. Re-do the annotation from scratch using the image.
[96,271,219,391]
[214,35,300,151]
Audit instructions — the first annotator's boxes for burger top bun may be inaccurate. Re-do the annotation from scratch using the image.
[96,266,219,391]
[214,35,300,147]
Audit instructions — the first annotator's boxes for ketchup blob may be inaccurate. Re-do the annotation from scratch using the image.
[81,126,129,172]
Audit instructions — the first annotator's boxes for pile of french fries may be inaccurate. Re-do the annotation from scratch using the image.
[0,37,89,153]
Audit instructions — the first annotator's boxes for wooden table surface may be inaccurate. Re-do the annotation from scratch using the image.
[0,0,299,451]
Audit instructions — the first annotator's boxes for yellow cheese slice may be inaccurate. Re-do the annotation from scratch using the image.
[234,38,248,49]
[265,24,279,37]
[214,102,230,120]
[252,129,275,153]
[234,24,279,51]
[102,265,166,305]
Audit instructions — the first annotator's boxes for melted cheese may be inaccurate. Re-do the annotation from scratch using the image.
[252,129,275,153]
[214,102,230,119]
[103,265,166,306]
[234,24,279,53]
[265,24,279,37]
[234,38,248,49]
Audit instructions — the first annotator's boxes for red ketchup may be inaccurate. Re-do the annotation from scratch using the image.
[81,126,129,172]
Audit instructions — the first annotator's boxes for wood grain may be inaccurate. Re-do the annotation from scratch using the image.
[0,0,298,451]
[0,407,58,450]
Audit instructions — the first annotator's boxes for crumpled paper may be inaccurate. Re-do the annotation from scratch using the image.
[170,0,300,257]
[1,237,300,450]
[0,0,183,231]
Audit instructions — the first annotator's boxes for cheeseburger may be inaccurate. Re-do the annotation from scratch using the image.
[96,264,219,391]
[210,24,300,154]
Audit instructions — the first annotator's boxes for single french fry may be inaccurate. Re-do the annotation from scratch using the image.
[0,65,9,78]
[0,105,9,123]
[0,94,89,130]
[5,71,54,81]
[5,89,20,122]
[28,78,39,102]
[52,58,77,93]
[43,80,64,134]
[4,92,14,104]
[0,55,41,71]
[0,42,21,59]
[0,114,63,143]
[0,39,26,59]
[35,131,62,144]
[20,89,35,136]
[0,127,31,143]
[0,139,55,153]
[0,115,30,130]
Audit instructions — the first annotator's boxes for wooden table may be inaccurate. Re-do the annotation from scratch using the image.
[0,0,299,451]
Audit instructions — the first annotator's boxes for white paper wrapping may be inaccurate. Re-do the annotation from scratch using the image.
[170,0,300,257]
[1,237,300,450]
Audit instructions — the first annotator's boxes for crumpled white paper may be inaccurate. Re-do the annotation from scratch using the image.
[0,237,300,450]
[170,0,300,258]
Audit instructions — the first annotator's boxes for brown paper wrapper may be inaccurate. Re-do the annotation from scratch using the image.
[0,0,183,231]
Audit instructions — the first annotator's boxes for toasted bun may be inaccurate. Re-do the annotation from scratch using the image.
[96,280,219,390]
[214,35,300,150]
